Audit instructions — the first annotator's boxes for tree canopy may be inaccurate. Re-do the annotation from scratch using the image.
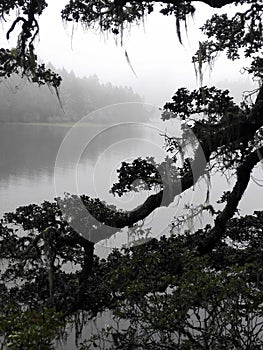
[0,0,263,349]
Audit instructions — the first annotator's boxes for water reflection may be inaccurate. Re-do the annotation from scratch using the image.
[0,123,96,213]
[0,121,165,217]
[2,119,258,252]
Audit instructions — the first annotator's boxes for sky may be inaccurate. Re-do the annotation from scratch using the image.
[34,0,205,106]
[1,1,256,106]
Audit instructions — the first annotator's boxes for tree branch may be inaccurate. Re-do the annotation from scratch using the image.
[113,0,236,9]
[199,145,263,254]
[59,229,95,281]
[83,85,263,237]
[152,0,236,9]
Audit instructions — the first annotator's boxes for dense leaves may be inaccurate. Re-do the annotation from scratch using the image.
[162,86,238,121]
[0,48,62,88]
[61,1,154,36]
[0,307,66,350]
[1,208,263,348]
[111,157,162,196]
[0,1,59,88]
[76,213,263,348]
[192,0,263,78]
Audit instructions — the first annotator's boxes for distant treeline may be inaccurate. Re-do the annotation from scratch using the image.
[0,65,148,123]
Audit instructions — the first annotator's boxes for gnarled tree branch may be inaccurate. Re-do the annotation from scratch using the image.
[81,85,263,239]
[199,144,263,254]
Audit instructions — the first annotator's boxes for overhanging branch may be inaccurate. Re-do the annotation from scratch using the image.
[152,0,236,9]
[199,145,263,253]
[83,85,263,237]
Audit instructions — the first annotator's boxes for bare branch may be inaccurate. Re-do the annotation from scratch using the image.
[6,17,27,40]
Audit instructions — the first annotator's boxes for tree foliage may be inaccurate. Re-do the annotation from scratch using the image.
[0,0,263,349]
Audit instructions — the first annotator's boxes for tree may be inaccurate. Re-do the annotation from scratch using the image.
[0,0,263,348]
[81,217,263,349]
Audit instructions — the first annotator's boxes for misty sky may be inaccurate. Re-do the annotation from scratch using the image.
[1,1,256,105]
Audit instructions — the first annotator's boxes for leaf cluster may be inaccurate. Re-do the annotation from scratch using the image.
[193,1,263,78]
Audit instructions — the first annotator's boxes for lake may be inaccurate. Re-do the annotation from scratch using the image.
[1,109,262,252]
[1,105,197,252]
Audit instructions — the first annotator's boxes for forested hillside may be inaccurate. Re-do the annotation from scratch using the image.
[0,65,143,123]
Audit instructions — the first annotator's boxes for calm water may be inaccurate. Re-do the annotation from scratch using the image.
[1,119,262,250]
[0,118,188,251]
[0,122,160,213]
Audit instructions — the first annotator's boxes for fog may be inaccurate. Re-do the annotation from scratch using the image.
[1,0,256,105]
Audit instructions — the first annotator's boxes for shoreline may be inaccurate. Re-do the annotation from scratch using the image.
[0,120,108,127]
